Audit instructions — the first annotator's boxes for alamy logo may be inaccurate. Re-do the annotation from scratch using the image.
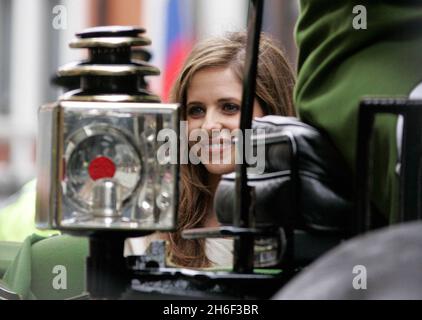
[353,5,367,30]
[52,265,67,290]
[352,265,367,290]
[52,5,67,30]
[156,121,266,174]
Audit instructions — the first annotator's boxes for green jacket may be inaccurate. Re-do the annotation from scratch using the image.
[295,0,422,222]
[0,180,57,242]
[2,234,88,300]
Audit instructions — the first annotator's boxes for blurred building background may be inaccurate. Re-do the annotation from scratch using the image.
[0,0,299,202]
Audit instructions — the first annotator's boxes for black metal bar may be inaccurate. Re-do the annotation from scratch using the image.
[233,0,264,274]
[355,98,422,235]
[401,112,422,221]
[86,234,129,299]
[280,132,297,271]
[182,226,280,239]
[355,103,376,235]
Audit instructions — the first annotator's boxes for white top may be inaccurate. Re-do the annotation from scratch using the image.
[124,236,151,257]
[124,236,234,268]
[205,238,233,268]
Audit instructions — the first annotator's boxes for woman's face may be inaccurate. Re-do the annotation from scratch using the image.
[186,67,264,176]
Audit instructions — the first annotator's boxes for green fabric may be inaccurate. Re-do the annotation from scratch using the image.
[0,241,22,278]
[295,0,422,222]
[2,234,88,300]
[0,180,59,242]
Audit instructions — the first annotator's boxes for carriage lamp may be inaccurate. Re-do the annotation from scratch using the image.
[35,26,180,236]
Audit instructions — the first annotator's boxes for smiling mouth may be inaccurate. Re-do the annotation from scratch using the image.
[201,138,233,152]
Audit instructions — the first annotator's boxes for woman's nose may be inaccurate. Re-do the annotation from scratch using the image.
[201,111,223,131]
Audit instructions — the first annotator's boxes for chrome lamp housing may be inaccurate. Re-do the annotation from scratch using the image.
[36,101,179,234]
[35,26,180,235]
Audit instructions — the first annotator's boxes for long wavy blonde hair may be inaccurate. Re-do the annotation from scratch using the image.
[166,31,296,268]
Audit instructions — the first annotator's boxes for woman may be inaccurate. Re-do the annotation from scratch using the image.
[2,31,295,300]
[127,31,296,268]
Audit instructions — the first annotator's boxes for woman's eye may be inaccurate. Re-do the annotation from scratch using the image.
[187,106,205,117]
[222,103,240,113]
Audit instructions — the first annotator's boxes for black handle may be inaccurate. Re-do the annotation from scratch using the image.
[233,0,265,273]
[355,98,422,235]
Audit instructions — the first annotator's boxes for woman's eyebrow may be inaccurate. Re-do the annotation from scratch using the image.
[186,101,203,106]
[186,98,240,106]
[217,97,241,103]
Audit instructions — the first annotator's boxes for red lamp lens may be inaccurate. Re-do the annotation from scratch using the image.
[88,156,116,180]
